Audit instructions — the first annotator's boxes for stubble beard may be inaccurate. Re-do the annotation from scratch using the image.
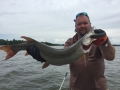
[78,32,86,36]
[77,28,88,37]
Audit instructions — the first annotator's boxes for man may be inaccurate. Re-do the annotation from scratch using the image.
[26,12,115,90]
[64,12,115,90]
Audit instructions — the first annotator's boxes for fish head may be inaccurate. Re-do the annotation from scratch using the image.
[82,27,96,53]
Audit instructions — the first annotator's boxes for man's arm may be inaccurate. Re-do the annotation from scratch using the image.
[90,29,115,61]
[99,39,115,61]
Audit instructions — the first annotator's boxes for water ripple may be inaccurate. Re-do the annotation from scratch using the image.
[0,46,120,90]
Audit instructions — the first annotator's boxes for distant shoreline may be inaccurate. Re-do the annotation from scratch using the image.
[113,45,120,46]
[0,39,120,46]
[0,39,64,46]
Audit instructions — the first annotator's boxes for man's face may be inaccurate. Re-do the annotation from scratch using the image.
[75,15,91,36]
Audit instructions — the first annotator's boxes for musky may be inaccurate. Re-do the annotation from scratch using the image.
[0,0,120,44]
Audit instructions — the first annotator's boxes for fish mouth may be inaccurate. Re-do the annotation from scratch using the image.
[82,44,92,50]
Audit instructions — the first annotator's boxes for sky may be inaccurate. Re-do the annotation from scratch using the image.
[0,0,120,44]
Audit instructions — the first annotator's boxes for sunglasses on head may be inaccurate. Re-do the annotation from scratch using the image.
[76,12,88,19]
[74,12,88,22]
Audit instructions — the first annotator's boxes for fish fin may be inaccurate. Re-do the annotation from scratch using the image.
[42,62,50,69]
[0,46,17,60]
[81,53,88,67]
[25,52,29,56]
[21,36,37,56]
[21,36,36,42]
[80,54,85,64]
[83,53,89,67]
[21,36,36,56]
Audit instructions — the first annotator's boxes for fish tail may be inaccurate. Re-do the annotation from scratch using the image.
[0,36,36,60]
[0,46,17,60]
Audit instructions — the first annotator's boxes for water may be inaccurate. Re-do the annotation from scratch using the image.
[104,46,120,90]
[0,46,120,90]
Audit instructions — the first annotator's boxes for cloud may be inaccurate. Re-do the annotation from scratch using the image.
[54,39,66,43]
[0,0,120,44]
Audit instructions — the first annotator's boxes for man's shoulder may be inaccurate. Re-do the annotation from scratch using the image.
[64,38,73,47]
[64,37,75,47]
[66,38,73,42]
[66,34,77,42]
[64,34,78,47]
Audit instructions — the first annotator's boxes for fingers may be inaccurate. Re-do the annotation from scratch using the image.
[90,33,106,38]
[94,29,104,33]
[26,45,46,63]
[35,48,41,60]
[93,36,108,45]
[26,45,37,56]
[32,45,37,59]
[90,29,106,38]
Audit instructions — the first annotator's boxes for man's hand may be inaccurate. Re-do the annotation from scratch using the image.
[90,29,108,45]
[26,45,46,63]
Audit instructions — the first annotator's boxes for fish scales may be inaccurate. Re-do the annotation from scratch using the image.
[0,27,96,67]
[40,45,84,65]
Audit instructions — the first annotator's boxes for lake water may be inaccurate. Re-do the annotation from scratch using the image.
[0,46,120,90]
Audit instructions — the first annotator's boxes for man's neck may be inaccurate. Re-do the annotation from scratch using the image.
[77,33,82,40]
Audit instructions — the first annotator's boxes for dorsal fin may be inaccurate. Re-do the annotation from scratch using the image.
[21,36,36,42]
[21,36,36,56]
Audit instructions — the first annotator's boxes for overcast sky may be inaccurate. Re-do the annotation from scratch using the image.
[0,0,120,44]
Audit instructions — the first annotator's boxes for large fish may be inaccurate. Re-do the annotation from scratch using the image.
[0,27,96,68]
